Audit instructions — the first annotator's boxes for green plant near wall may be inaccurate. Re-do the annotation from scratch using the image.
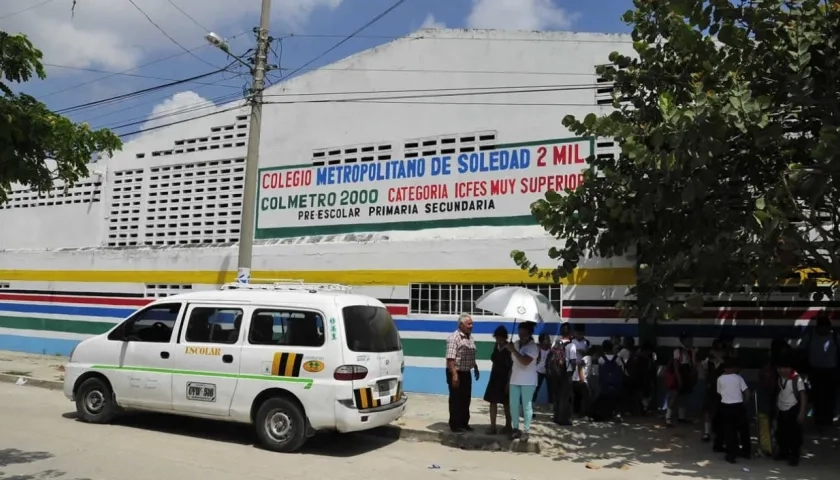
[0,31,122,204]
[513,0,840,323]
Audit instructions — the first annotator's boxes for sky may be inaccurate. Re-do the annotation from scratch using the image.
[0,0,633,140]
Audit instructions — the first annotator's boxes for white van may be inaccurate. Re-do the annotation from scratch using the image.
[62,281,406,452]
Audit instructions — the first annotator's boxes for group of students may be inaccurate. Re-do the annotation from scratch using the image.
[482,322,658,441]
[670,330,820,467]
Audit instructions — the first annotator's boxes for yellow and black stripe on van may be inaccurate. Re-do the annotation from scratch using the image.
[271,352,303,378]
[353,387,381,409]
[391,381,403,403]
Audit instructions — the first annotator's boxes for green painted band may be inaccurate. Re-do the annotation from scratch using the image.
[90,364,314,389]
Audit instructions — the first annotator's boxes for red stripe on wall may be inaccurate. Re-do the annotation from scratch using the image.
[0,292,412,315]
[0,293,151,307]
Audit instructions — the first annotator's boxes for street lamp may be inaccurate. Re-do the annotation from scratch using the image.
[205,0,272,284]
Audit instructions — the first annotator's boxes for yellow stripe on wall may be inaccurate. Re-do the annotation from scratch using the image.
[0,267,635,286]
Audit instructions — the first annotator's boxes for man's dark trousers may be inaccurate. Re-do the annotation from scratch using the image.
[446,369,472,430]
[552,371,573,424]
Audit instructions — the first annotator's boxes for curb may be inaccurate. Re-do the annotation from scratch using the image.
[0,374,63,391]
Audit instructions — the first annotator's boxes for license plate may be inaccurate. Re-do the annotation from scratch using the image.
[377,380,391,395]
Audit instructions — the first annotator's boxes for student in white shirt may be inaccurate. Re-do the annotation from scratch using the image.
[506,321,540,442]
[532,333,552,404]
[774,356,807,466]
[716,358,751,463]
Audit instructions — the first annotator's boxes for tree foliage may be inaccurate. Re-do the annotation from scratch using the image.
[0,31,121,204]
[513,0,840,320]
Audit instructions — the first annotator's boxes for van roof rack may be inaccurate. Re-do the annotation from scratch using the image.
[220,279,352,294]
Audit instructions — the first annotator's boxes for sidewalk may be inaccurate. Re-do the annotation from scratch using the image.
[2,350,838,478]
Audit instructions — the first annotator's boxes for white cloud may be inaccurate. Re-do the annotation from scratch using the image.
[466,0,577,30]
[420,14,446,29]
[4,0,343,71]
[122,90,247,149]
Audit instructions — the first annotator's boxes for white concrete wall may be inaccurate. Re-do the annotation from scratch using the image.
[0,30,635,273]
[257,30,633,168]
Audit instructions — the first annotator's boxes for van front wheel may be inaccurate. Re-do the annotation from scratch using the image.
[76,377,116,424]
[255,397,307,452]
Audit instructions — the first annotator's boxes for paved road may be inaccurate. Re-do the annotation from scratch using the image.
[0,382,578,480]
[1,382,832,480]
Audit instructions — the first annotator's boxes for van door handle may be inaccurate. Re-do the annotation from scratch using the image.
[222,354,233,363]
[160,351,169,359]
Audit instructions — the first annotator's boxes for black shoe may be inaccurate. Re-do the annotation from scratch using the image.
[712,445,725,453]
[773,452,788,461]
[788,457,800,467]
[725,456,737,464]
[462,425,474,432]
[701,434,711,442]
[450,427,463,433]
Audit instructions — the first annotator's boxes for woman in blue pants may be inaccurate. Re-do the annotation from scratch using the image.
[506,321,540,442]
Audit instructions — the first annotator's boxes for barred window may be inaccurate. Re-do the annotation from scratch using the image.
[409,283,564,316]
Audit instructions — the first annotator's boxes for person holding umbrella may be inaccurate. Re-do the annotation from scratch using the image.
[506,321,540,442]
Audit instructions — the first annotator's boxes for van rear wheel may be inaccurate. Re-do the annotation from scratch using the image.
[76,377,116,424]
[255,397,307,453]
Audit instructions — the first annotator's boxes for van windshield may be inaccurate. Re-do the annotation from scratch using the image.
[342,306,401,353]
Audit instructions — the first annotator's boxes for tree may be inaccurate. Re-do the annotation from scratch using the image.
[512,0,840,321]
[0,31,121,204]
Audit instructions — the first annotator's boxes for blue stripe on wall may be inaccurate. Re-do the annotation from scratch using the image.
[0,302,132,319]
[0,334,79,356]
[395,320,638,336]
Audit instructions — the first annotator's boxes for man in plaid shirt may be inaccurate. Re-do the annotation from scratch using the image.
[446,313,480,432]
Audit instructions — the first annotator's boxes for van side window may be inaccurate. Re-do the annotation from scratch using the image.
[108,303,182,343]
[248,309,325,347]
[185,307,244,344]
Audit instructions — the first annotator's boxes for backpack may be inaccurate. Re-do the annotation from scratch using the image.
[625,350,650,389]
[547,340,569,377]
[776,370,810,406]
[599,355,625,396]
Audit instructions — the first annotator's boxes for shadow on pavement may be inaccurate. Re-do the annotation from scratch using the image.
[60,411,397,458]
[432,403,839,480]
[0,448,90,480]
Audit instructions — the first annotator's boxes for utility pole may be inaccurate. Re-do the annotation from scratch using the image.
[236,0,272,284]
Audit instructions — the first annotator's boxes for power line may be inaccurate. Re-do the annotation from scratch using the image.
[279,0,409,81]
[39,30,250,99]
[55,67,230,115]
[85,73,249,129]
[261,83,598,99]
[106,83,587,131]
[0,0,56,20]
[43,62,243,88]
[105,82,604,133]
[104,91,246,131]
[115,84,610,140]
[276,31,630,44]
[267,66,602,80]
[165,0,210,32]
[118,105,246,138]
[126,0,220,69]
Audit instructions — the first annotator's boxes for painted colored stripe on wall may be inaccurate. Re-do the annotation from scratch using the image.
[0,299,408,318]
[0,293,149,307]
[0,267,635,286]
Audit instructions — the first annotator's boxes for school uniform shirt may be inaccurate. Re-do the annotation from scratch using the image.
[581,355,593,379]
[510,340,541,386]
[536,347,550,375]
[572,338,590,356]
[563,340,579,374]
[617,347,631,364]
[673,347,693,365]
[717,373,748,404]
[777,373,807,412]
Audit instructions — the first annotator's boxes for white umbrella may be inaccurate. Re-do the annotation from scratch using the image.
[474,286,563,324]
